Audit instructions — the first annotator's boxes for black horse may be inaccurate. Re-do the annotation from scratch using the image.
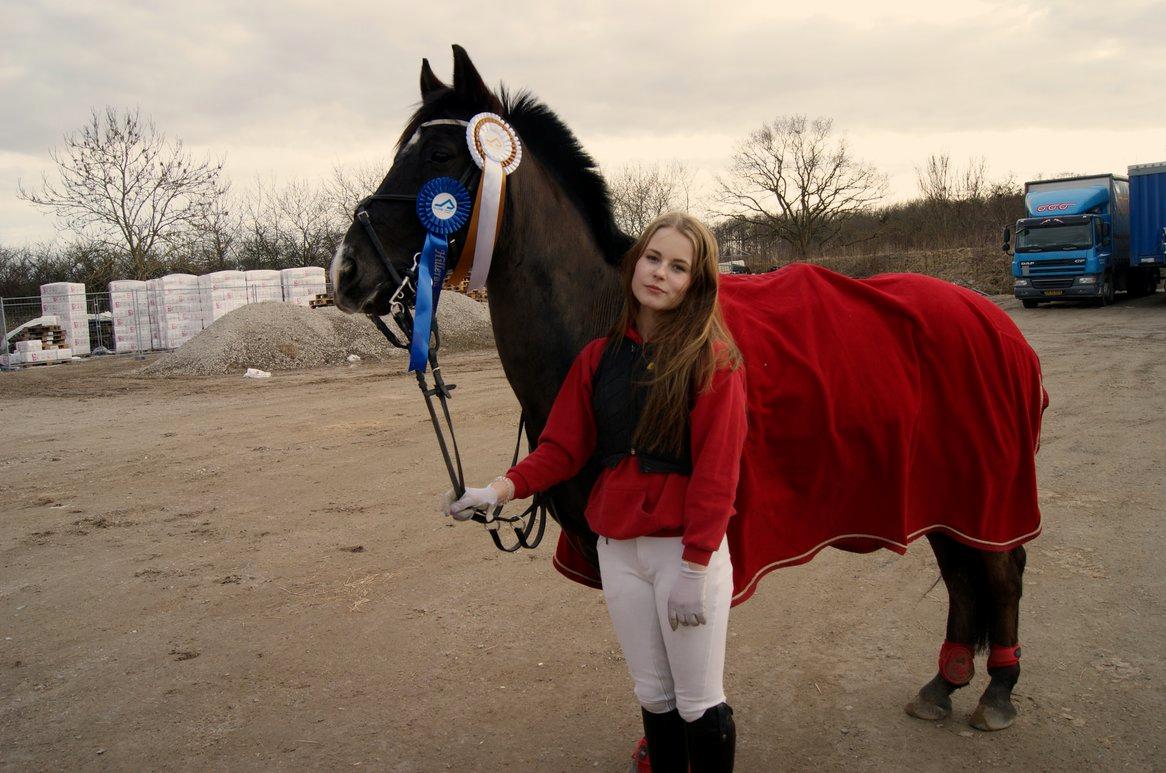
[330,45,1036,732]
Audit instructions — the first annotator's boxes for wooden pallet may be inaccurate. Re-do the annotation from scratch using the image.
[10,324,67,348]
[308,293,335,309]
[442,277,489,302]
[14,360,64,368]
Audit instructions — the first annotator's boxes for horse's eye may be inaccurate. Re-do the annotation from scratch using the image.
[430,150,453,164]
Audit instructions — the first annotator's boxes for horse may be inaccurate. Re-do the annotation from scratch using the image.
[330,45,1044,734]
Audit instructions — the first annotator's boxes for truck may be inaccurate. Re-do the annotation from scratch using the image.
[1128,162,1166,285]
[1004,169,1163,307]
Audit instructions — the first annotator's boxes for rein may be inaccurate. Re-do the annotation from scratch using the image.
[350,120,551,552]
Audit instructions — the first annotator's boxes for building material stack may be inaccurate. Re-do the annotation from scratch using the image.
[1,319,73,366]
[147,274,203,349]
[39,282,90,355]
[109,280,150,352]
[245,270,284,304]
[444,276,489,302]
[199,270,248,326]
[280,267,327,307]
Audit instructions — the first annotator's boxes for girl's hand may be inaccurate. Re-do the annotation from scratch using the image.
[667,561,708,630]
[444,477,514,520]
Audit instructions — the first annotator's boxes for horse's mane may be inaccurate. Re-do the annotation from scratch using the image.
[395,86,632,265]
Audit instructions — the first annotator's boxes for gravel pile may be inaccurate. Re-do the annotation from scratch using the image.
[140,294,493,377]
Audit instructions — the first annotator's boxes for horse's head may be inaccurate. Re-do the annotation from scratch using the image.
[331,45,506,314]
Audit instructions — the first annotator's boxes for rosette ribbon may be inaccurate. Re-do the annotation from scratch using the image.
[411,176,471,372]
[449,113,522,291]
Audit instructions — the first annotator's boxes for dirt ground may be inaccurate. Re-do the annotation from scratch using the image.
[2,294,1164,771]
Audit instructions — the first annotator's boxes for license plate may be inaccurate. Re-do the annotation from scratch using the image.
[1043,290,1063,296]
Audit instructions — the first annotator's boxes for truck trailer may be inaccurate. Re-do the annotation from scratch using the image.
[1128,161,1166,287]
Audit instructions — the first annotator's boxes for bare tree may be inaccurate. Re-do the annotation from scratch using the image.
[235,178,283,269]
[167,191,243,273]
[916,153,989,202]
[608,161,695,236]
[274,179,340,267]
[325,160,390,225]
[19,107,228,279]
[715,115,887,259]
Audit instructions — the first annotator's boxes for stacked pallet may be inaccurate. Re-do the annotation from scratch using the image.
[1,322,73,366]
[245,270,283,304]
[147,274,203,349]
[109,280,150,352]
[281,267,327,307]
[39,282,91,355]
[199,270,248,326]
[443,276,489,302]
[308,293,334,308]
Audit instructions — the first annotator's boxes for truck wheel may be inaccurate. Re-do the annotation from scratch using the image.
[1022,299,1039,309]
[1093,274,1115,307]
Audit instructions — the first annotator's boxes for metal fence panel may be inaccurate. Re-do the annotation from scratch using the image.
[4,278,335,367]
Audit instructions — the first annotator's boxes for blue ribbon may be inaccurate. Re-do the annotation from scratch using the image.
[411,177,471,372]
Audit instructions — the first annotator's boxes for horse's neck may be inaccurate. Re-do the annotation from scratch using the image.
[485,158,621,427]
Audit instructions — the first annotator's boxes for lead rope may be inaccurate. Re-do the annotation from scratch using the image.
[353,161,546,551]
[366,291,548,552]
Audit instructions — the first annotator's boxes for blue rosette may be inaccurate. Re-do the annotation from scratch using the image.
[410,177,472,372]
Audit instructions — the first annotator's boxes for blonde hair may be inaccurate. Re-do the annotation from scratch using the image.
[608,212,742,456]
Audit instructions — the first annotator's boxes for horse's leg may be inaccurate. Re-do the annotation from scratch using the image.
[969,546,1026,731]
[905,534,983,721]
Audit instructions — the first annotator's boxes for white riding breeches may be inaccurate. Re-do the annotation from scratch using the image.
[597,535,733,723]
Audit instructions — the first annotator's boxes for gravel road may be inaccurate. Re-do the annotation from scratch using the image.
[0,294,1162,770]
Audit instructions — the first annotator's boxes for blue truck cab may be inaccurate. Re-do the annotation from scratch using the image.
[1005,174,1130,307]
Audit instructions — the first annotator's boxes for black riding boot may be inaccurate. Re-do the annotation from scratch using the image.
[685,702,736,773]
[641,708,688,773]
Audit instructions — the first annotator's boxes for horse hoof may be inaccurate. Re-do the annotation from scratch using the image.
[969,701,1016,731]
[905,696,950,721]
[905,675,953,721]
[905,692,952,721]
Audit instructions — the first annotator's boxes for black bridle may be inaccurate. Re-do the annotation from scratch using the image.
[349,123,551,552]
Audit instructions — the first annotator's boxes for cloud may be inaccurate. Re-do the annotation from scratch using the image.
[3,0,1164,243]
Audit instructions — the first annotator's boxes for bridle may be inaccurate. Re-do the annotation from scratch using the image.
[348,119,552,552]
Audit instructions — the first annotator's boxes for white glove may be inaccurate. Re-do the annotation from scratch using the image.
[444,485,498,521]
[667,562,708,630]
[444,477,514,521]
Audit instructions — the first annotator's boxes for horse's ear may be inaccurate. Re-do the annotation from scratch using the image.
[420,58,446,97]
[451,44,502,111]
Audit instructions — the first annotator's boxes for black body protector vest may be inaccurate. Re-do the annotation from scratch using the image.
[591,336,693,475]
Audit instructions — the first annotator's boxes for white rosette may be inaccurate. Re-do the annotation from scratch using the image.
[463,113,522,290]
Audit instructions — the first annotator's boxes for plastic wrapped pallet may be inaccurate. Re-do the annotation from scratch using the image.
[199,270,248,326]
[146,280,163,350]
[39,282,90,355]
[109,280,150,352]
[245,270,284,304]
[280,267,327,307]
[148,274,203,349]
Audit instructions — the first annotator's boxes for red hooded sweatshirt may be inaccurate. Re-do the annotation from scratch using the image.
[506,326,748,566]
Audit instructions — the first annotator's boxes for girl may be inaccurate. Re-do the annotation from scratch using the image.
[447,212,748,772]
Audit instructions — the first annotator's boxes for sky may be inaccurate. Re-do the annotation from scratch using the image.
[3,0,1165,245]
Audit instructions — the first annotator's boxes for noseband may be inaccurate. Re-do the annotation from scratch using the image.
[347,119,550,552]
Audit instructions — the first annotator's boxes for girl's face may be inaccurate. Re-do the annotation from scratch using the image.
[631,226,694,314]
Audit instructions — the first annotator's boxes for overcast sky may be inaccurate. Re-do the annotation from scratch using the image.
[3,0,1165,245]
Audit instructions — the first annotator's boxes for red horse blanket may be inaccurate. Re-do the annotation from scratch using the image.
[553,264,1047,605]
